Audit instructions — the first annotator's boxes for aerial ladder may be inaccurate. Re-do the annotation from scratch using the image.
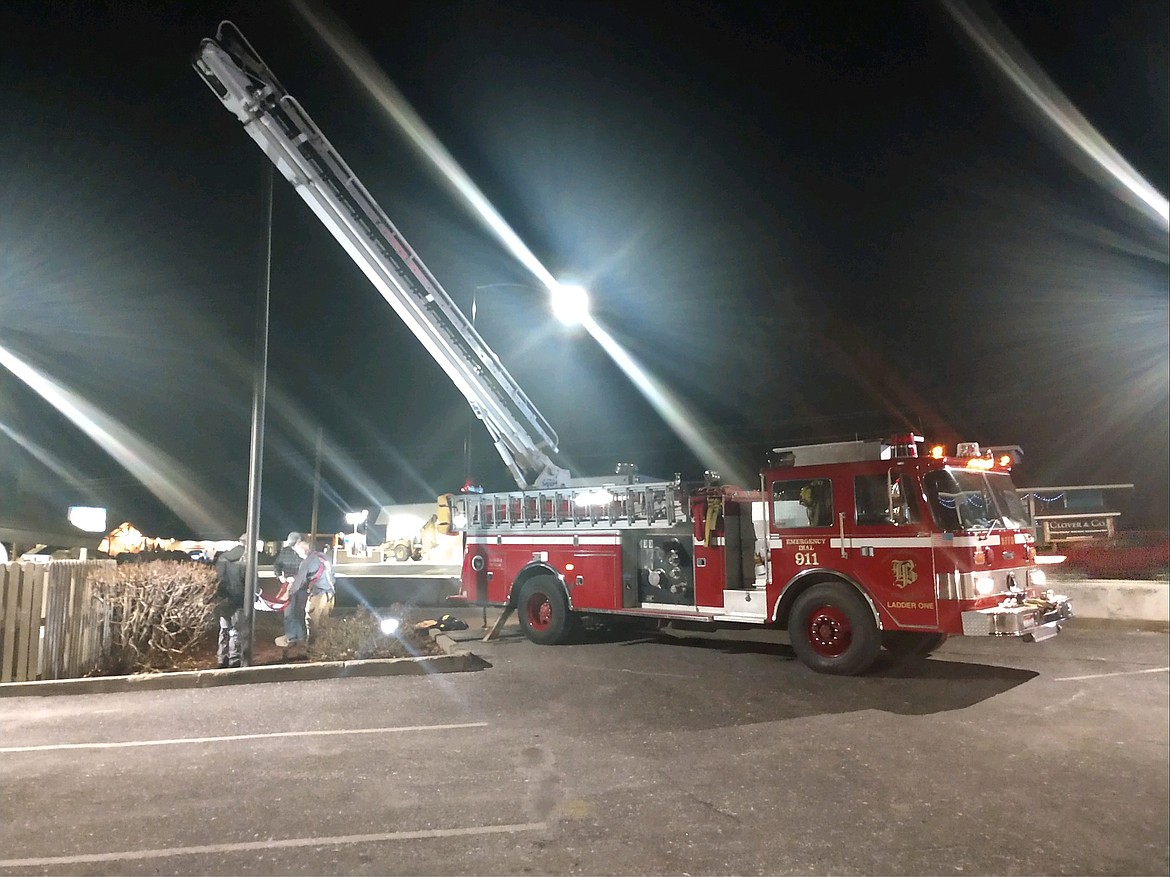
[194,22,569,490]
[195,20,684,557]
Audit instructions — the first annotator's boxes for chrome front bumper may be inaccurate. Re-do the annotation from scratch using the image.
[961,595,1073,639]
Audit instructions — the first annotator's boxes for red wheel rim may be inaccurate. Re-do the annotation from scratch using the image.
[805,604,852,657]
[525,592,552,631]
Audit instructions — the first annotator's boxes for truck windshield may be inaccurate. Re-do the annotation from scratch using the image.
[923,468,1031,532]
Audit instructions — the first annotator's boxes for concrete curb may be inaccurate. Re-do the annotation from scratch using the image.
[1054,579,1168,624]
[0,629,483,698]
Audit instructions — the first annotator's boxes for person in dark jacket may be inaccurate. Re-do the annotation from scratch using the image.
[214,535,248,669]
[271,534,302,606]
[274,532,310,653]
[274,532,336,652]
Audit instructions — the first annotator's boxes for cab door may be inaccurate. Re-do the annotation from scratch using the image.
[848,467,938,630]
[768,473,838,595]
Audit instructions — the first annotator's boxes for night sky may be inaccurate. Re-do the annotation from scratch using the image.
[1,0,1166,542]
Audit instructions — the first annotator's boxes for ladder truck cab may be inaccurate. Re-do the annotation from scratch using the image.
[443,434,1073,675]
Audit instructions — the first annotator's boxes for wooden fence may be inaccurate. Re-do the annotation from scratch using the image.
[0,560,116,683]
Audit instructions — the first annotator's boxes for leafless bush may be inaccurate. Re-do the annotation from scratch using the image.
[94,561,218,674]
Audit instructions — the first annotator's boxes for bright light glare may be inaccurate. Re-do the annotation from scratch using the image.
[292,0,563,293]
[0,420,89,488]
[379,617,401,635]
[0,343,229,534]
[68,506,107,533]
[944,0,1169,234]
[975,576,997,596]
[292,5,749,484]
[582,318,752,485]
[345,509,369,526]
[551,283,590,326]
[574,488,613,507]
[385,513,426,536]
[1030,568,1047,587]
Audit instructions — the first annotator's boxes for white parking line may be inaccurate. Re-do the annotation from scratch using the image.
[1054,666,1169,682]
[0,822,548,868]
[0,722,488,754]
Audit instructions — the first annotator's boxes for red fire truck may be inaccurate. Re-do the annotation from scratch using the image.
[196,27,1071,674]
[443,436,1072,674]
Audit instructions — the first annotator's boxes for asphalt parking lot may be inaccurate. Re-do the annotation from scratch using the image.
[1,616,1167,876]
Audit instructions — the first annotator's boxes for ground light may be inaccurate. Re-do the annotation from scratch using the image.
[379,616,401,636]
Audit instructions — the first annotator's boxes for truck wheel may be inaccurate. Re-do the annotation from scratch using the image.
[789,583,880,675]
[881,631,948,660]
[393,544,411,563]
[516,577,576,645]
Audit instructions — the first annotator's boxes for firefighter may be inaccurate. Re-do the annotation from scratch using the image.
[274,533,336,654]
[800,480,831,527]
[274,532,310,653]
[213,534,248,668]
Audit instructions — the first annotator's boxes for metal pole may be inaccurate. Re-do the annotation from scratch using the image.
[463,287,477,489]
[309,426,322,550]
[241,162,274,668]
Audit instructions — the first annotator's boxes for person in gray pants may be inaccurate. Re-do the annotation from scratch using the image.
[213,535,249,668]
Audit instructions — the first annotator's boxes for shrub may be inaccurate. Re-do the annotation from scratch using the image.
[309,605,441,662]
[94,560,218,674]
[1060,532,1170,580]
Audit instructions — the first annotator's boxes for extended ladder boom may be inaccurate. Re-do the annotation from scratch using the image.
[195,22,568,488]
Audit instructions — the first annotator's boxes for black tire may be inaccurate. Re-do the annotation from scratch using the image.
[516,576,575,645]
[393,544,411,563]
[789,582,881,675]
[881,631,949,660]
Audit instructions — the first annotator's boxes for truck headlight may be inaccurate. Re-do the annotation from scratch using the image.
[1030,568,1047,587]
[974,575,997,596]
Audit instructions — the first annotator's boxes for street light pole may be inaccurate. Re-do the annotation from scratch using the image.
[461,276,591,483]
[241,161,274,668]
[463,282,533,490]
[463,280,578,490]
[463,286,478,489]
[310,426,322,550]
